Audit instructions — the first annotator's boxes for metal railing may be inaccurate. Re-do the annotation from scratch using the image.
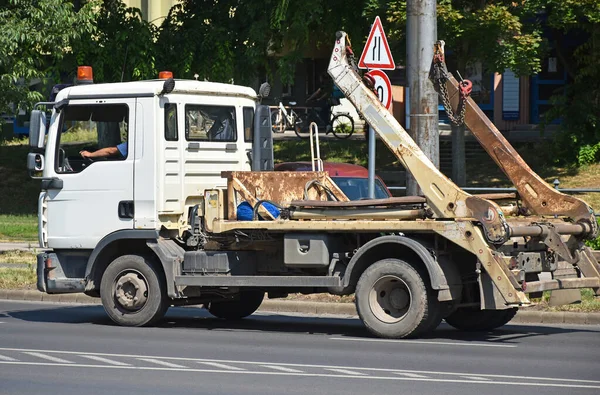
[387,179,600,194]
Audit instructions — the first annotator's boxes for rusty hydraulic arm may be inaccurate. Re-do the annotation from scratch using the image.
[429,40,598,240]
[326,31,600,304]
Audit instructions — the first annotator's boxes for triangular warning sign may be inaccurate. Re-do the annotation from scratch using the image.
[358,16,396,70]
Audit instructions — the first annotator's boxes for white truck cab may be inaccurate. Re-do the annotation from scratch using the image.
[28,68,273,299]
[34,73,261,249]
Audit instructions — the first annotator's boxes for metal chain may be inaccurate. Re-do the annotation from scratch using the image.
[436,68,467,126]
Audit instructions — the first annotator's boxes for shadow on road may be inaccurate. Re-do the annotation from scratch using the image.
[5,303,598,344]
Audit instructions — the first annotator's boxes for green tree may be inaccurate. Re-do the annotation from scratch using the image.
[67,0,157,83]
[153,0,369,85]
[536,0,600,165]
[0,0,95,115]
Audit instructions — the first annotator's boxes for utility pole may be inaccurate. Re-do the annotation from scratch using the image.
[406,0,439,196]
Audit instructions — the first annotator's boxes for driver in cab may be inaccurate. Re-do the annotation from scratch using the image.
[80,142,127,159]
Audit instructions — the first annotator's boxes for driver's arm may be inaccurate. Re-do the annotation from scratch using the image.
[80,146,119,159]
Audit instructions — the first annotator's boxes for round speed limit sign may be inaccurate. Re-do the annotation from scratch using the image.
[367,69,393,110]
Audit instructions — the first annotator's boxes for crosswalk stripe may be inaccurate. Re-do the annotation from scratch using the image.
[394,372,429,378]
[198,361,245,371]
[137,358,187,368]
[325,368,367,376]
[80,355,130,366]
[23,352,73,364]
[260,365,304,373]
[461,375,492,381]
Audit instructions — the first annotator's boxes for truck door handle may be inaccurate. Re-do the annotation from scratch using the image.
[118,201,134,219]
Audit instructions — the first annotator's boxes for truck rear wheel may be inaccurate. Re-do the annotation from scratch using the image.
[355,259,441,338]
[100,254,168,327]
[208,290,264,320]
[444,307,518,332]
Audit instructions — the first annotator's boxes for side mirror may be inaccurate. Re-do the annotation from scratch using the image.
[29,110,46,149]
[258,82,271,98]
[27,152,45,172]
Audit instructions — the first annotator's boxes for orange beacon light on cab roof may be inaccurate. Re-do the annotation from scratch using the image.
[76,66,93,84]
[158,71,173,79]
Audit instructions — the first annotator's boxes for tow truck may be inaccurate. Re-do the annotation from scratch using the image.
[27,32,600,338]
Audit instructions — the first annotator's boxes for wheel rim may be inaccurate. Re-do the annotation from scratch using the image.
[113,269,149,312]
[332,115,353,136]
[368,275,412,323]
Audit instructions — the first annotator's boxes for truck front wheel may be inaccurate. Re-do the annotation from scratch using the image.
[355,259,441,338]
[100,254,168,327]
[208,290,264,320]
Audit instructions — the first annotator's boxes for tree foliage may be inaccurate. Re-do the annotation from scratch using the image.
[154,0,369,85]
[68,0,157,83]
[1,0,599,165]
[535,0,600,164]
[0,0,95,114]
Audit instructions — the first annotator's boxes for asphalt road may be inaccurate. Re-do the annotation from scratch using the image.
[0,300,599,395]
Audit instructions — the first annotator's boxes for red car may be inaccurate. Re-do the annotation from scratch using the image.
[274,161,392,200]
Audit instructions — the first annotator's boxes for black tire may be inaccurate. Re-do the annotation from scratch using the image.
[331,113,354,139]
[355,259,441,338]
[294,113,311,139]
[271,110,285,133]
[208,290,264,320]
[100,254,168,327]
[444,307,518,332]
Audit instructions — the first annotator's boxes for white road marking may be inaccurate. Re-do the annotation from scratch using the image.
[0,361,599,390]
[260,365,304,373]
[394,372,428,378]
[23,352,73,364]
[330,337,516,348]
[198,361,245,371]
[1,347,598,387]
[461,376,492,381]
[137,358,187,369]
[80,355,130,366]
[325,368,367,376]
[0,354,17,361]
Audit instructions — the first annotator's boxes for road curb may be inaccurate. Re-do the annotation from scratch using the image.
[1,289,599,325]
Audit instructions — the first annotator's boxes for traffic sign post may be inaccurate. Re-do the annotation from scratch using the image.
[360,17,395,198]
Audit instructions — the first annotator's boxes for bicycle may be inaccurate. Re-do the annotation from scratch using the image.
[270,100,303,134]
[295,105,354,140]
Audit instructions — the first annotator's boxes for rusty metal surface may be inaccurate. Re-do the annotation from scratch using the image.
[475,193,516,200]
[288,208,427,220]
[290,196,427,208]
[430,43,597,238]
[222,171,350,220]
[524,278,600,293]
[509,223,591,237]
[212,218,455,233]
[327,32,510,244]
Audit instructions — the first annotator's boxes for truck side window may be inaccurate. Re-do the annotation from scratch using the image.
[165,103,178,141]
[55,104,129,174]
[185,105,236,142]
[243,107,254,142]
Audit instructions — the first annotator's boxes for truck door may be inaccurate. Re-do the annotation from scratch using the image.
[44,99,135,249]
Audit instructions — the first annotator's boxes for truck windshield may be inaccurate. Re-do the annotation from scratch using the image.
[331,177,389,200]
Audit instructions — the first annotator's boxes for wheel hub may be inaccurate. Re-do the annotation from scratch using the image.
[115,272,148,311]
[369,275,412,324]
